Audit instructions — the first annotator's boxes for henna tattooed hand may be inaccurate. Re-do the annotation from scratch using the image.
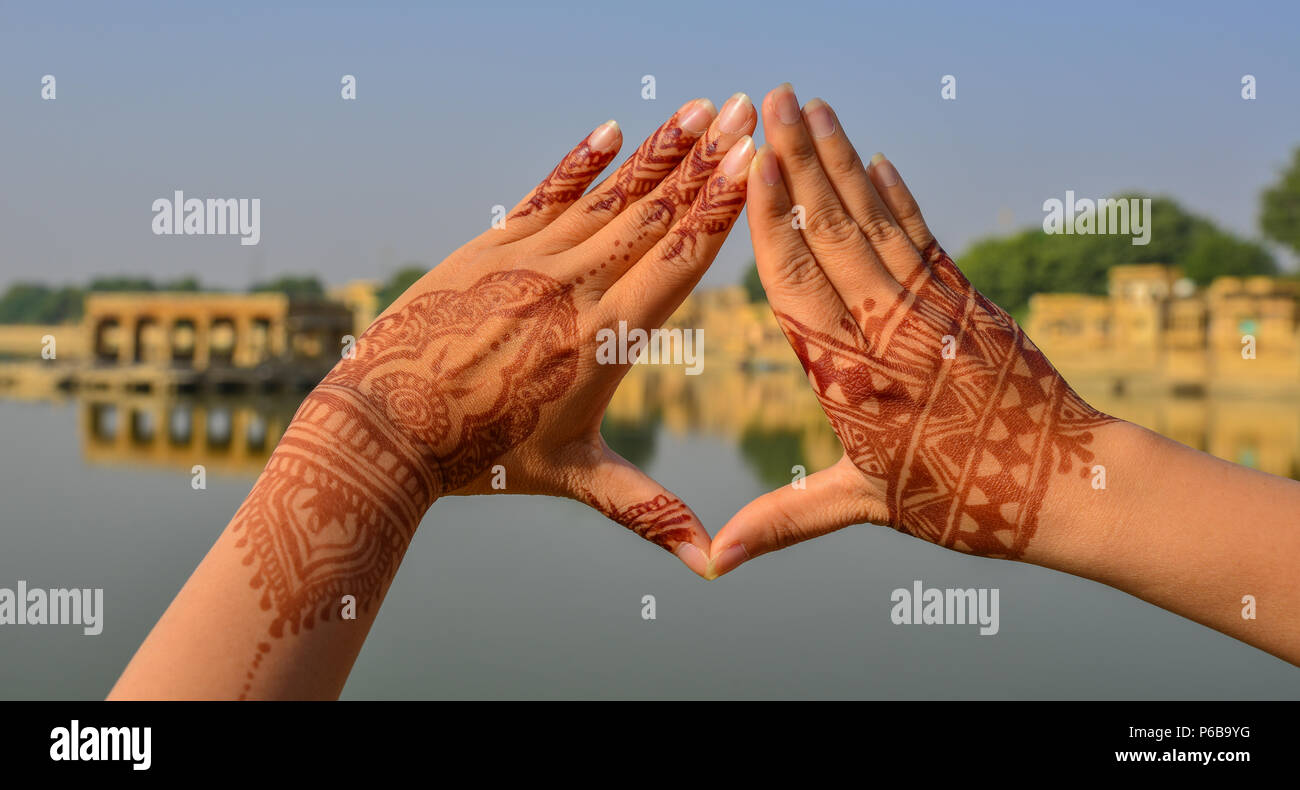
[244,93,758,631]
[706,85,1116,578]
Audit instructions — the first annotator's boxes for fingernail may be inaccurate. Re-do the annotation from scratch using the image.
[717,92,753,134]
[870,152,900,187]
[754,144,781,186]
[588,120,620,152]
[773,83,800,125]
[803,98,835,139]
[674,542,709,576]
[679,98,716,134]
[709,543,750,579]
[720,135,755,177]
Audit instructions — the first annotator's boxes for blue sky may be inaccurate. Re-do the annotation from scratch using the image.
[2,0,1297,291]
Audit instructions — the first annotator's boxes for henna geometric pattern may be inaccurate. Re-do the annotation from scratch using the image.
[781,245,1114,559]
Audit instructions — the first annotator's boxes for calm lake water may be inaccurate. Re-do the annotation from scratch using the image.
[1,365,1298,699]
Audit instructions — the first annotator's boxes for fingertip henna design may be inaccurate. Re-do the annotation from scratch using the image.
[581,489,696,551]
[589,112,700,215]
[511,140,620,220]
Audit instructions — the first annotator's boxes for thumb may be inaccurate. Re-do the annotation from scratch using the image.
[575,450,713,578]
[708,456,883,579]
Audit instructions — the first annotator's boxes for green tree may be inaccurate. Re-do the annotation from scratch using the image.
[250,275,325,300]
[1261,147,1300,257]
[0,283,86,323]
[88,276,158,292]
[738,424,806,489]
[741,260,766,303]
[958,195,1275,314]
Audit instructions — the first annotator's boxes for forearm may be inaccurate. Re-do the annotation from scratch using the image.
[1030,419,1300,665]
[109,384,438,699]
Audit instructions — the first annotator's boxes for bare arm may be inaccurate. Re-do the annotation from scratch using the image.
[110,94,758,699]
[710,83,1300,666]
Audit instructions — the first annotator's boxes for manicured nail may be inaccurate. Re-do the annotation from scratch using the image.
[675,542,709,576]
[754,144,781,186]
[679,98,716,134]
[588,120,620,152]
[717,92,753,134]
[709,543,750,578]
[803,98,835,139]
[773,83,800,125]
[870,152,900,187]
[720,135,755,177]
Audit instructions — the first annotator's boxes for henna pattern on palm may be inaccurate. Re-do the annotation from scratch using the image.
[232,270,579,697]
[781,244,1115,559]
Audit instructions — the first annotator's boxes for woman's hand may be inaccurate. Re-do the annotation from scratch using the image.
[708,85,1114,577]
[112,96,757,700]
[316,95,756,578]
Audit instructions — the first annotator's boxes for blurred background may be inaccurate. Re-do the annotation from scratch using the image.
[2,0,1299,699]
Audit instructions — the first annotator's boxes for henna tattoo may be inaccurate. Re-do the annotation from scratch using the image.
[587,110,700,215]
[234,269,580,697]
[782,245,1115,559]
[580,489,695,551]
[510,140,619,220]
[661,171,748,263]
[323,269,580,491]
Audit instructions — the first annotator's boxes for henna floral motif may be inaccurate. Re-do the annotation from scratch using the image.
[781,244,1114,559]
[232,269,580,697]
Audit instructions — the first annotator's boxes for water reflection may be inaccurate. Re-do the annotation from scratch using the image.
[605,365,1300,484]
[79,395,297,475]
[1,362,1293,484]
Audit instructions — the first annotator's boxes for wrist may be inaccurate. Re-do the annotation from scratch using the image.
[296,382,444,514]
[1023,417,1163,577]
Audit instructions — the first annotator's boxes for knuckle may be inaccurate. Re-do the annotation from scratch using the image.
[891,196,923,224]
[785,140,822,170]
[771,247,820,283]
[766,503,808,551]
[769,249,835,301]
[807,208,861,246]
[826,147,864,181]
[629,196,679,237]
[861,213,905,246]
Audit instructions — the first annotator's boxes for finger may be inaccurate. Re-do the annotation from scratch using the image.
[493,120,623,245]
[708,457,880,579]
[866,153,942,266]
[577,451,713,578]
[801,100,926,287]
[534,98,715,251]
[573,92,756,292]
[761,84,899,311]
[745,142,854,341]
[598,135,754,327]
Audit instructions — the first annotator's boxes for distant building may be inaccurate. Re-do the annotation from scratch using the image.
[1025,265,1300,393]
[82,291,352,370]
[328,280,382,337]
